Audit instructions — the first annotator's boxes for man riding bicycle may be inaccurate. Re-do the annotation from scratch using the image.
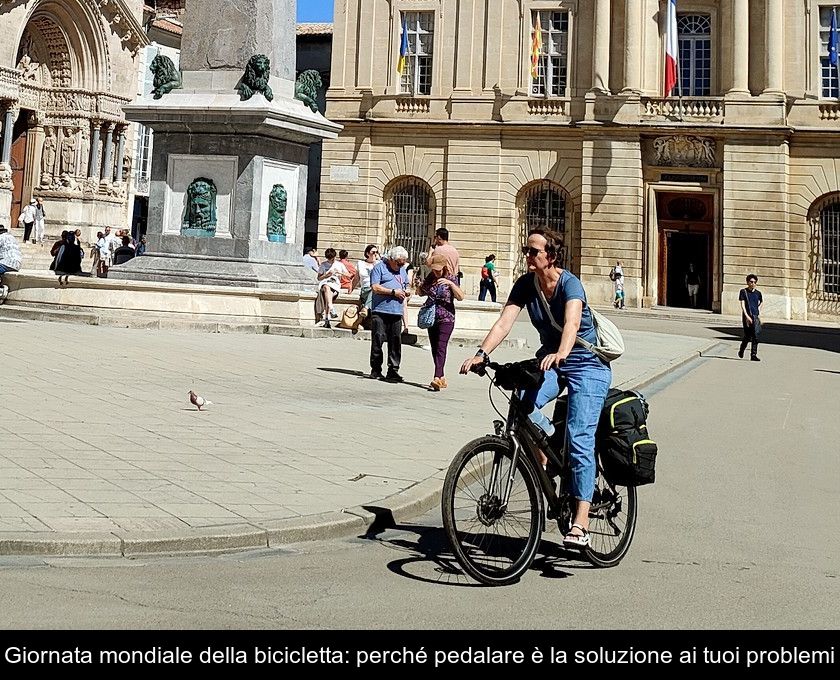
[461,228,611,549]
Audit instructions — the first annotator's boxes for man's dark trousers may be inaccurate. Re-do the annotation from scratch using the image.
[740,319,760,358]
[371,312,403,373]
[22,222,34,243]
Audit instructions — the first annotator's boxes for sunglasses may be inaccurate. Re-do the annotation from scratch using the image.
[522,246,546,258]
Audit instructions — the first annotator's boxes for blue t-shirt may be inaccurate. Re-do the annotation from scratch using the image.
[739,288,763,318]
[507,271,598,358]
[371,260,408,315]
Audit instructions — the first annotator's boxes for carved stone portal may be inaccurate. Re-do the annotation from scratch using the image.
[182,177,218,237]
[653,135,716,168]
[266,183,287,242]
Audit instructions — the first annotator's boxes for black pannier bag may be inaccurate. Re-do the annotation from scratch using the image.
[597,388,657,487]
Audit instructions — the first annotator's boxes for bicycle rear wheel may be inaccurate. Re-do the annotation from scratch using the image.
[584,469,638,567]
[441,436,543,586]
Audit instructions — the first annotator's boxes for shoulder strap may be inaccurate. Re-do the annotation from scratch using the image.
[532,274,598,354]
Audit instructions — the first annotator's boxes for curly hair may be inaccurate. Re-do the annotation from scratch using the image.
[238,54,274,102]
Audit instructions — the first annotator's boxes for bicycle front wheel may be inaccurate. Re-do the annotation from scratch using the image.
[584,470,638,568]
[441,436,543,586]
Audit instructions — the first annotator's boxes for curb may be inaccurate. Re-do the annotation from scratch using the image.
[0,344,711,558]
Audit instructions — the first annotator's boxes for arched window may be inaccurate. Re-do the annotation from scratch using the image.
[813,197,840,296]
[385,177,435,266]
[516,180,569,276]
[677,14,712,96]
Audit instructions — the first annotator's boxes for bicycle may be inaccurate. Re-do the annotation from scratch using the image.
[441,358,638,586]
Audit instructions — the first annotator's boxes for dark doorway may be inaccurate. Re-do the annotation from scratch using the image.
[665,231,710,309]
[131,196,148,240]
[10,111,30,227]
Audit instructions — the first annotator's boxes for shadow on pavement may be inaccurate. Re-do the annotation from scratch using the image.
[317,367,431,391]
[815,369,840,375]
[710,324,840,354]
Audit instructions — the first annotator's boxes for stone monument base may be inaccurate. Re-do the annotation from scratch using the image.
[109,252,316,290]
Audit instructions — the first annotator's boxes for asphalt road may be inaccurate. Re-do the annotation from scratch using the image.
[1,321,837,629]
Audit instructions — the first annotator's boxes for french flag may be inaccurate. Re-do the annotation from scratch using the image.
[664,0,679,97]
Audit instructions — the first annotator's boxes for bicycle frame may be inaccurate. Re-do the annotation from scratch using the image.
[493,390,572,528]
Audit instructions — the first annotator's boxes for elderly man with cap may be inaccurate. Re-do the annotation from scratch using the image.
[18,199,37,244]
[369,246,411,382]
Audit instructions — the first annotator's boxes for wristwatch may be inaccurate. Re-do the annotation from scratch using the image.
[391,289,396,297]
[475,348,489,360]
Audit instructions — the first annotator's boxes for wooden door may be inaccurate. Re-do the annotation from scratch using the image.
[10,128,27,227]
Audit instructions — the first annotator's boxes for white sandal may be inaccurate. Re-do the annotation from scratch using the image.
[563,523,591,549]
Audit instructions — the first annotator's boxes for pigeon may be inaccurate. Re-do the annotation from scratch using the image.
[189,390,213,411]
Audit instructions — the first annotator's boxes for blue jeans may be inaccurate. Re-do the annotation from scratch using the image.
[0,264,17,275]
[520,353,611,502]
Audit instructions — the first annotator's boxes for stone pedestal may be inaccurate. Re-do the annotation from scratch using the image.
[114,0,341,290]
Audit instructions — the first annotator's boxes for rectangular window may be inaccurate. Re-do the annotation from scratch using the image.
[530,10,569,97]
[677,14,712,96]
[820,7,840,98]
[400,11,434,96]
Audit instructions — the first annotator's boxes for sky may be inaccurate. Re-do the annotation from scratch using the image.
[297,0,334,22]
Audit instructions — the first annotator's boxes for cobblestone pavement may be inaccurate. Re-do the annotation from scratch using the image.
[0,317,715,551]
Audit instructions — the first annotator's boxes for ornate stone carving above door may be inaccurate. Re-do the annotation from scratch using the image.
[652,135,717,168]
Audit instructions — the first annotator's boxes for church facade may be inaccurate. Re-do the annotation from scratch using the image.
[0,0,149,239]
[319,0,840,320]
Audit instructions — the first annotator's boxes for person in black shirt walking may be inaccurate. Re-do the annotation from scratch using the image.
[685,263,701,308]
[738,273,763,362]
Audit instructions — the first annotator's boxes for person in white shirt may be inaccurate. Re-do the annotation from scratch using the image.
[97,231,111,276]
[18,200,37,244]
[34,198,46,244]
[316,248,350,328]
[610,261,625,309]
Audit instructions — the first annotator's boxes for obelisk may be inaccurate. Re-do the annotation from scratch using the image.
[115,0,341,289]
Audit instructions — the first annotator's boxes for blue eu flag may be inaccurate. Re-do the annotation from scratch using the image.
[830,8,839,66]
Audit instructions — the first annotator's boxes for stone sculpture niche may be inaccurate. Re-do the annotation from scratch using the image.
[237,55,274,102]
[182,177,218,237]
[267,183,287,242]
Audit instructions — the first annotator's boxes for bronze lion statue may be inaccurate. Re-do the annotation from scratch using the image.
[295,69,322,113]
[237,54,274,102]
[150,55,181,100]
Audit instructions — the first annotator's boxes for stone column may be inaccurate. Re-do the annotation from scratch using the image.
[621,0,641,93]
[592,0,612,93]
[89,122,101,178]
[728,0,749,94]
[100,123,114,181]
[114,126,127,182]
[765,0,784,94]
[22,117,43,205]
[1,107,14,164]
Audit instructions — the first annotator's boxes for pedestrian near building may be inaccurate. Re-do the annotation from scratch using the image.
[402,260,417,333]
[419,253,464,391]
[34,198,46,244]
[427,228,461,283]
[18,199,37,244]
[610,261,625,309]
[136,235,147,256]
[112,236,136,266]
[738,273,763,362]
[369,246,410,383]
[96,230,111,277]
[53,232,84,285]
[355,244,379,328]
[479,254,498,302]
[338,249,357,294]
[685,263,701,308]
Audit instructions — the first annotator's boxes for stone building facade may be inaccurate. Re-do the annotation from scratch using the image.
[0,0,148,239]
[319,0,840,320]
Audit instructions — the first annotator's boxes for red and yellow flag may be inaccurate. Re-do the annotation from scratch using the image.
[530,13,543,81]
